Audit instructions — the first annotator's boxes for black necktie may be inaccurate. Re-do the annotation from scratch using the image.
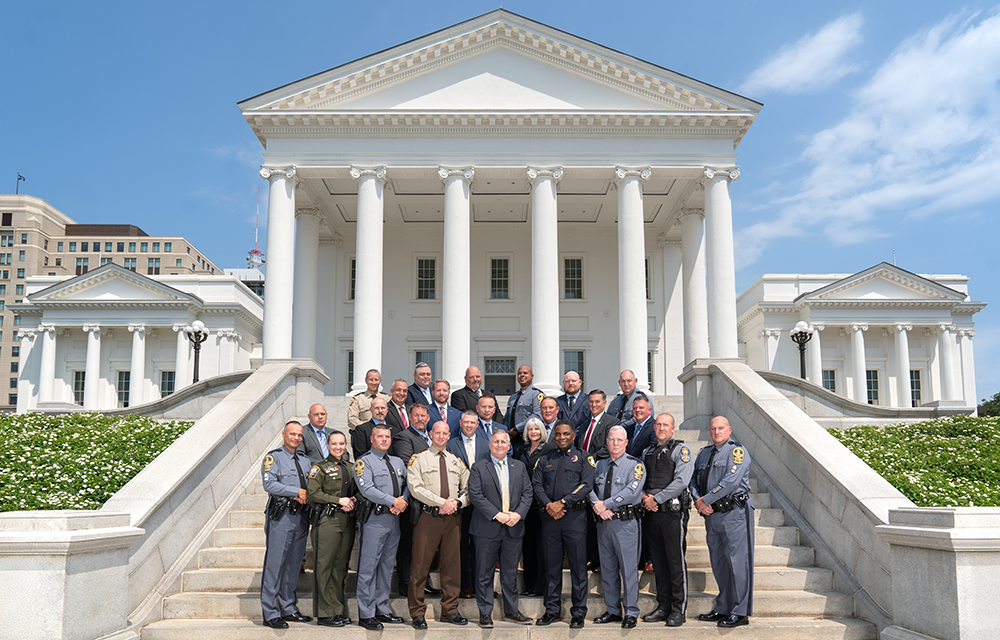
[292,453,308,489]
[603,460,615,501]
[384,454,400,497]
[701,447,717,496]
[507,390,523,428]
[568,395,575,411]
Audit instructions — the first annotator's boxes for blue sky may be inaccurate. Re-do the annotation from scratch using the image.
[3,1,998,400]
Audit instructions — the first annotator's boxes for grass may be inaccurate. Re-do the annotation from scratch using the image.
[0,413,193,512]
[828,415,1000,507]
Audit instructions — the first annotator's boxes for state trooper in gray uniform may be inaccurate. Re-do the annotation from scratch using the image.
[260,421,313,629]
[690,416,754,628]
[354,423,410,631]
[505,365,543,444]
[589,425,645,629]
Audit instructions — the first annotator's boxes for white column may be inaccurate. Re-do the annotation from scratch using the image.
[938,323,960,401]
[351,165,387,393]
[260,166,297,360]
[703,167,740,358]
[761,329,780,370]
[128,324,146,406]
[659,236,684,396]
[82,325,103,410]
[680,208,709,362]
[16,329,37,412]
[292,208,322,360]
[527,166,562,394]
[37,324,57,403]
[851,324,868,403]
[959,329,977,407]
[894,323,913,408]
[615,167,651,392]
[439,167,474,389]
[173,324,189,390]
[807,323,824,385]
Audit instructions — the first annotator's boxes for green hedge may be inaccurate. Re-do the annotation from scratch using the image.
[0,413,193,512]
[828,415,1000,507]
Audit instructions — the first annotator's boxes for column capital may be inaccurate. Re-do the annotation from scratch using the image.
[657,233,680,248]
[702,166,740,182]
[259,166,297,181]
[614,166,651,182]
[350,165,387,181]
[959,329,976,338]
[938,322,956,332]
[128,324,146,334]
[760,329,781,339]
[295,207,323,220]
[894,323,913,333]
[173,324,189,333]
[812,323,825,332]
[40,324,57,334]
[219,329,242,341]
[526,166,563,184]
[19,329,38,341]
[82,324,102,334]
[678,207,705,220]
[851,323,868,333]
[438,166,475,182]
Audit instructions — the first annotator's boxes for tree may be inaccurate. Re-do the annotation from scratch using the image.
[979,392,1000,417]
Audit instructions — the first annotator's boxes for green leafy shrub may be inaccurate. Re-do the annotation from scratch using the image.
[0,413,193,512]
[828,415,1000,507]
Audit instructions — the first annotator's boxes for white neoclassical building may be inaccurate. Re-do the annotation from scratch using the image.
[14,263,263,411]
[737,263,983,409]
[241,9,762,397]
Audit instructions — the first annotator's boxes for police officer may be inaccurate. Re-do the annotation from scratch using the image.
[589,425,645,629]
[260,421,313,629]
[606,369,655,424]
[348,369,392,429]
[506,365,543,444]
[355,424,410,630]
[641,413,693,627]
[690,416,754,628]
[532,420,595,629]
[306,430,356,627]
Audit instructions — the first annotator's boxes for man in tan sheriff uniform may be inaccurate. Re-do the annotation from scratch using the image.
[348,369,391,429]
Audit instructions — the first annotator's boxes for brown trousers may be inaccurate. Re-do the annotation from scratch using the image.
[407,511,462,617]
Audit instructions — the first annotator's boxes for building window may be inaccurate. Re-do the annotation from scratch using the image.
[103,242,111,252]
[176,258,182,267]
[101,257,113,266]
[490,257,510,299]
[416,258,436,300]
[910,370,922,407]
[645,257,651,299]
[2,271,8,280]
[10,361,17,373]
[648,351,654,393]
[164,242,172,252]
[0,236,7,247]
[129,242,136,252]
[73,371,86,405]
[152,242,160,252]
[81,242,89,252]
[140,242,148,252]
[822,369,837,393]
[8,394,16,405]
[43,257,48,266]
[75,258,88,275]
[0,213,10,226]
[17,251,24,262]
[124,258,136,271]
[57,242,63,252]
[484,357,517,395]
[415,351,436,381]
[9,378,16,389]
[160,371,175,398]
[93,242,100,253]
[866,369,879,405]
[147,258,160,275]
[117,242,125,252]
[564,258,583,299]
[346,351,354,393]
[12,316,19,326]
[20,233,26,244]
[117,371,130,408]
[349,258,356,300]
[11,345,18,357]
[564,350,585,382]
[0,285,6,295]
[55,258,61,266]
[0,301,4,312]
[43,239,48,250]
[11,330,15,342]
[16,268,24,279]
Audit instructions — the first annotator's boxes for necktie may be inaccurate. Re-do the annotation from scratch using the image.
[399,406,409,429]
[483,422,492,440]
[603,460,615,501]
[316,428,328,458]
[465,437,476,467]
[616,397,627,419]
[507,390,523,428]
[440,405,447,422]
[292,453,308,489]
[701,447,717,497]
[384,454,400,497]
[498,459,510,511]
[583,418,597,451]
[569,395,575,411]
[438,451,450,499]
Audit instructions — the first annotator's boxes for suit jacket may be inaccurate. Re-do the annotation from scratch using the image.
[405,383,433,407]
[351,420,400,463]
[429,403,463,438]
[451,385,504,422]
[300,423,333,465]
[385,402,409,433]
[477,419,504,442]
[576,412,621,460]
[390,426,431,466]
[468,456,533,539]
[624,417,657,458]
[556,392,591,433]
[447,432,491,469]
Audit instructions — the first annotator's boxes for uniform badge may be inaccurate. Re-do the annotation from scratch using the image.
[537,392,544,403]
[571,455,579,463]
[732,447,745,465]
[681,446,690,463]
[308,466,319,478]
[349,396,356,406]
[263,455,274,471]
[633,463,644,480]
[587,456,597,468]
[355,460,366,476]
[408,454,418,467]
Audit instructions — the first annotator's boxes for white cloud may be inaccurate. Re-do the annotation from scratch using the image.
[739,13,864,95]
[737,9,1000,267]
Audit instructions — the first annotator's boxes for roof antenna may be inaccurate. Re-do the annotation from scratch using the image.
[247,186,265,269]
[892,249,896,266]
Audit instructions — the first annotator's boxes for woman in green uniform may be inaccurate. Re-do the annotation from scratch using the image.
[306,430,357,627]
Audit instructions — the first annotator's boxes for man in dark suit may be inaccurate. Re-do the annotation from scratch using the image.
[351,397,396,462]
[452,366,504,422]
[556,371,590,433]
[576,389,620,573]
[475,394,504,442]
[447,410,491,598]
[385,379,411,434]
[430,379,463,437]
[299,403,332,464]
[467,430,534,628]
[406,362,434,407]
[539,396,560,439]
[623,396,657,459]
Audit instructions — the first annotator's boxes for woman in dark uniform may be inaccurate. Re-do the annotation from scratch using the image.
[306,431,356,627]
[516,417,551,597]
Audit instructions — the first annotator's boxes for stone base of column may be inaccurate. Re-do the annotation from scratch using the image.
[920,400,968,409]
[677,357,745,432]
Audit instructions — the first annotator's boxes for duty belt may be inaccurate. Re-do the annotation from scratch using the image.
[609,504,643,521]
[710,491,749,514]
[420,504,457,517]
[266,495,307,521]
[569,501,588,512]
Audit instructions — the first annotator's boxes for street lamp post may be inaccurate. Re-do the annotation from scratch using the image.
[185,320,209,383]
[790,321,814,380]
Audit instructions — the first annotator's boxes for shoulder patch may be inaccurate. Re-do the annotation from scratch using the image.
[537,392,544,403]
[587,455,597,468]
[349,396,357,406]
[681,446,691,463]
[308,466,319,478]
[732,447,745,465]
[262,454,274,472]
[633,463,644,480]
[354,459,366,476]
[408,454,418,467]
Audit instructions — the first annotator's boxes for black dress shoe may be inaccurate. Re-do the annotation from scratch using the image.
[263,618,288,629]
[570,616,585,629]
[359,617,383,630]
[376,614,404,624]
[665,612,685,627]
[412,615,427,629]
[335,614,353,626]
[283,611,312,623]
[718,614,749,628]
[504,611,532,624]
[479,615,494,628]
[519,589,542,597]
[425,585,443,596]
[642,608,669,623]
[536,612,559,626]
[440,612,468,625]
[594,611,623,624]
[317,616,344,627]
[697,612,726,622]
[622,616,637,629]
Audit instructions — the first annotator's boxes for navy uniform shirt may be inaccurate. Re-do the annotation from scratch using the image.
[355,448,410,507]
[589,453,645,509]
[531,445,595,508]
[261,446,308,498]
[689,438,752,506]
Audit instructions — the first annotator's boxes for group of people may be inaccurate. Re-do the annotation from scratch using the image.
[259,363,755,630]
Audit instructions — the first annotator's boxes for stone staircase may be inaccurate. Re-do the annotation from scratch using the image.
[141,425,877,639]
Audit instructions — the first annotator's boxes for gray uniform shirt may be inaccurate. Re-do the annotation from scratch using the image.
[506,384,543,434]
[355,449,410,507]
[261,446,308,498]
[689,439,752,505]
[589,453,645,509]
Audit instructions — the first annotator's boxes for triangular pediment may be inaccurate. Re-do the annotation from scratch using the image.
[799,263,966,303]
[29,263,202,305]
